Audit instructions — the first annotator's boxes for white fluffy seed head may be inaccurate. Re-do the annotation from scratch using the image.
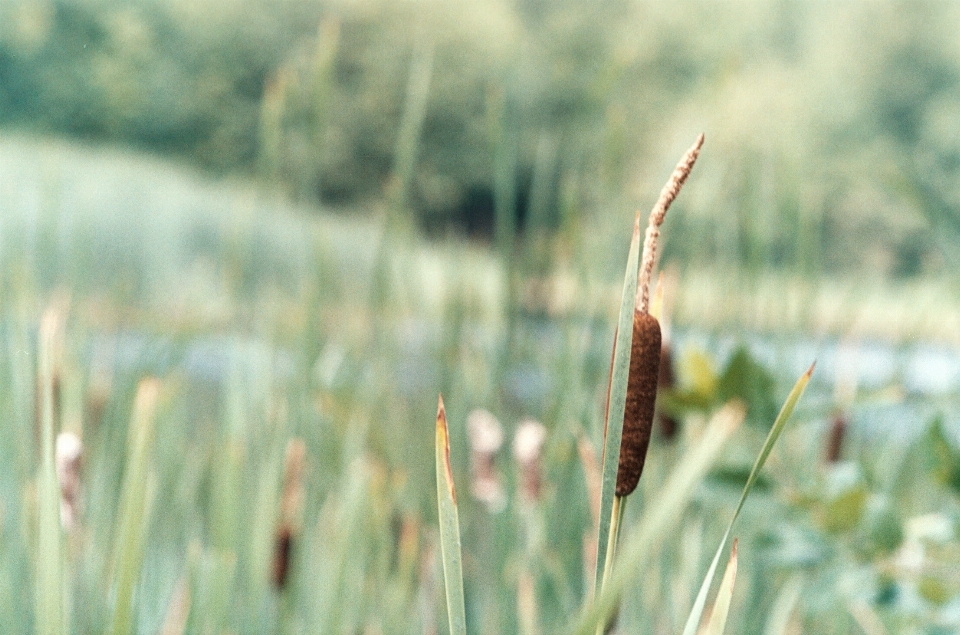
[512,419,547,466]
[467,409,504,455]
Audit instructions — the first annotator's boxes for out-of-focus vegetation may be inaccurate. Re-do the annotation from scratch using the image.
[2,1,960,634]
[3,0,960,279]
[1,124,959,635]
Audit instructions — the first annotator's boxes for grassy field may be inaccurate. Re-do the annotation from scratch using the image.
[2,134,960,634]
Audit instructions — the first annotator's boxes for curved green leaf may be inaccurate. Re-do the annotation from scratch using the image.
[680,363,814,635]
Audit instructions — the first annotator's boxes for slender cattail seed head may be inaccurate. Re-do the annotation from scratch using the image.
[616,310,662,496]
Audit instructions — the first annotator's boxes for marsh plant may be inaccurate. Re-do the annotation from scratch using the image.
[434,136,814,635]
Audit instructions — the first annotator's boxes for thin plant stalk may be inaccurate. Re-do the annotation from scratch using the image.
[106,378,161,635]
[35,310,65,635]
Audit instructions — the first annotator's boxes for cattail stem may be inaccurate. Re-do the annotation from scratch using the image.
[595,496,626,635]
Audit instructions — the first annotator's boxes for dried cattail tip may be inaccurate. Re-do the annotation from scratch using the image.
[55,431,83,531]
[616,310,662,497]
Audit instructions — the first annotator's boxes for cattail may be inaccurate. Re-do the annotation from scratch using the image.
[615,311,662,496]
[615,134,703,497]
[273,438,306,589]
[55,431,83,531]
[466,409,505,511]
[825,412,848,463]
[826,339,857,464]
[513,419,547,502]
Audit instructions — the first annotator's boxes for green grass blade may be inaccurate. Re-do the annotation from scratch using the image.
[680,363,814,635]
[571,402,745,635]
[594,213,642,595]
[35,313,65,635]
[701,539,738,635]
[106,378,161,635]
[435,396,467,635]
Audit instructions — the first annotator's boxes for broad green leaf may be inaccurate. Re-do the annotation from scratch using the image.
[680,363,814,635]
[594,213,642,595]
[701,539,738,635]
[571,401,745,635]
[435,396,467,635]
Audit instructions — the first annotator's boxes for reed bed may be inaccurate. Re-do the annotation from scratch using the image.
[0,133,958,634]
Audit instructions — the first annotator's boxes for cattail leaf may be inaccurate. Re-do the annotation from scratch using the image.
[107,378,162,635]
[435,396,467,635]
[594,213,642,594]
[701,539,738,635]
[572,402,745,635]
[35,314,65,635]
[680,363,814,635]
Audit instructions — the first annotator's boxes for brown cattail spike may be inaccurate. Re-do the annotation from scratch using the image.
[825,412,848,464]
[273,438,307,589]
[616,310,662,496]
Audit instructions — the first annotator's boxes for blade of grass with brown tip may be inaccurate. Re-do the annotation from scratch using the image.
[701,539,738,635]
[571,401,745,635]
[594,213,642,594]
[680,363,814,635]
[435,396,467,635]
